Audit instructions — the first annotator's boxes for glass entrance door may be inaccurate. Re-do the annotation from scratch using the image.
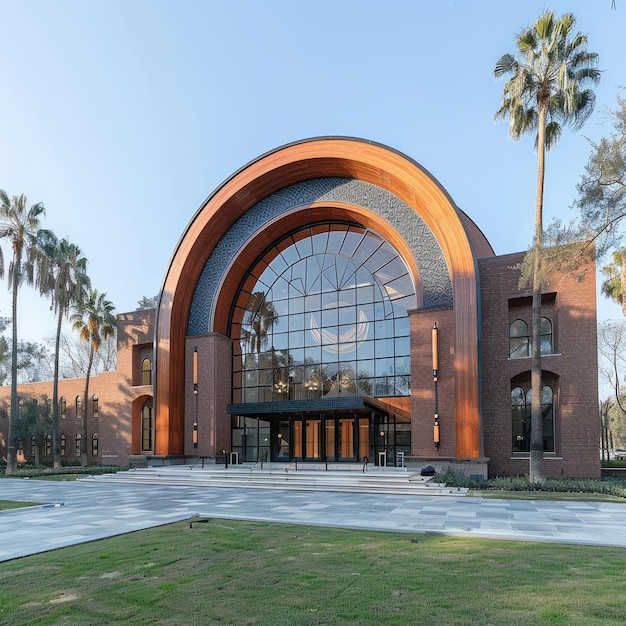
[305,419,321,460]
[337,418,355,461]
[234,411,396,464]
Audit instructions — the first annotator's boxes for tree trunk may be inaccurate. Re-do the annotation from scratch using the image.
[81,347,94,467]
[6,260,20,475]
[621,257,626,317]
[530,104,547,484]
[51,308,63,469]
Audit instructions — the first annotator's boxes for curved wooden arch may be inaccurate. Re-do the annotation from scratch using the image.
[155,137,485,457]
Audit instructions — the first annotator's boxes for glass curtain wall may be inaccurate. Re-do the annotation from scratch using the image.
[230,222,416,403]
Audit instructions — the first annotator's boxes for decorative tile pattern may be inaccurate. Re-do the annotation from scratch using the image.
[188,178,453,335]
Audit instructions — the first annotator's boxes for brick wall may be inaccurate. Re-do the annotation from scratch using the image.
[479,250,600,478]
[0,309,155,467]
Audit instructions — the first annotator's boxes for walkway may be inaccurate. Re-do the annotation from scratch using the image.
[1,478,626,562]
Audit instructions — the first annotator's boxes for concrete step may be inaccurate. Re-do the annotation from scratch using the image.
[86,464,468,496]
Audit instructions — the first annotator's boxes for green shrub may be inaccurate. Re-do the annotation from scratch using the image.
[602,459,626,468]
[1,465,122,478]
[434,467,626,498]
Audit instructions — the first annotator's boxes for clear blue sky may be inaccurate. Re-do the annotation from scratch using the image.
[1,0,625,342]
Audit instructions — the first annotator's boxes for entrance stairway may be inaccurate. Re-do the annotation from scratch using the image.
[88,463,468,496]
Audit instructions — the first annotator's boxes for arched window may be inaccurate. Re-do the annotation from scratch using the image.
[230,223,416,403]
[31,436,36,458]
[92,394,99,418]
[75,396,82,419]
[91,433,99,457]
[60,433,66,457]
[141,358,152,386]
[509,320,529,358]
[46,397,52,417]
[45,434,52,456]
[60,396,66,419]
[510,317,553,358]
[540,317,553,355]
[75,433,81,457]
[511,384,555,453]
[141,403,154,453]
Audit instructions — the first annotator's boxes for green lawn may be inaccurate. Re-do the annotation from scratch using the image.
[0,519,624,625]
[0,500,39,511]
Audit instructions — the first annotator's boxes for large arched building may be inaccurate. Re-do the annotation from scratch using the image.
[148,137,599,478]
[0,138,600,478]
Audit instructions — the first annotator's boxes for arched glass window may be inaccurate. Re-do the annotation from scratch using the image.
[540,317,553,355]
[509,320,529,358]
[60,396,66,419]
[46,397,52,417]
[60,433,66,457]
[511,384,555,453]
[230,223,416,402]
[540,385,555,451]
[31,436,36,458]
[75,433,81,457]
[92,394,99,418]
[510,317,553,358]
[75,396,82,419]
[141,403,153,453]
[45,434,52,456]
[91,433,99,457]
[141,358,152,386]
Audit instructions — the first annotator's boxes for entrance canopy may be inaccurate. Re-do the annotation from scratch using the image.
[227,396,410,421]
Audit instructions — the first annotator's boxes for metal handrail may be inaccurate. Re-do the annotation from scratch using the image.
[189,456,206,470]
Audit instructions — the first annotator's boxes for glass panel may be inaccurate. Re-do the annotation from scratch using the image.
[327,230,346,254]
[306,420,320,459]
[325,420,336,461]
[359,418,369,461]
[375,338,395,358]
[510,320,528,338]
[293,420,302,459]
[352,235,381,267]
[295,235,313,258]
[509,337,529,359]
[541,317,553,355]
[339,419,354,459]
[289,312,305,331]
[275,420,291,460]
[340,229,365,257]
[383,274,414,300]
[395,337,410,357]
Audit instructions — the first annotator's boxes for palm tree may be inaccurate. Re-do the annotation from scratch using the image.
[600,249,626,317]
[0,191,50,474]
[241,291,279,354]
[16,396,52,466]
[71,289,115,466]
[38,235,90,468]
[494,11,600,482]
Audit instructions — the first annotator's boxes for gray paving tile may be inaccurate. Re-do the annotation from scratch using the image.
[1,478,626,563]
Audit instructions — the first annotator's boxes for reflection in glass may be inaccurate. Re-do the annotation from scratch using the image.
[231,223,416,401]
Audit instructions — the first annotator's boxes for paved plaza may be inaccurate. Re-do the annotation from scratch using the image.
[1,478,626,562]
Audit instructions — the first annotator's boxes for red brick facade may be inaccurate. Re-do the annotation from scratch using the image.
[479,250,600,478]
[0,309,154,468]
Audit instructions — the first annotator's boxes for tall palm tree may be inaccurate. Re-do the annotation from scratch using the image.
[494,11,600,482]
[38,235,90,468]
[600,249,626,317]
[71,289,115,466]
[0,191,50,474]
